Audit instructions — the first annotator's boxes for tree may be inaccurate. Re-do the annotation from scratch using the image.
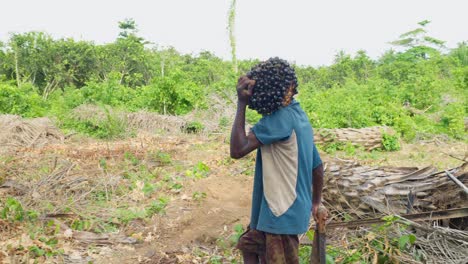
[450,42,468,66]
[390,20,445,60]
[96,19,151,87]
[118,18,139,39]
[0,41,7,80]
[227,0,238,73]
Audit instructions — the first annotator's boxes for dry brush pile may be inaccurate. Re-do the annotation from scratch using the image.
[314,126,397,151]
[322,159,468,218]
[320,157,468,263]
[0,115,63,152]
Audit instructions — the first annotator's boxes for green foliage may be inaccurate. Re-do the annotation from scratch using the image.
[0,83,47,117]
[152,151,172,165]
[183,121,205,133]
[450,42,468,66]
[70,219,92,231]
[146,197,170,217]
[1,197,26,221]
[228,224,244,245]
[218,116,230,128]
[382,133,401,151]
[394,115,417,141]
[246,108,262,124]
[62,106,129,139]
[80,74,135,107]
[185,162,210,179]
[323,215,420,263]
[124,151,140,166]
[1,197,39,223]
[114,207,147,224]
[390,20,445,58]
[192,191,207,202]
[398,234,416,250]
[0,23,465,143]
[440,102,465,139]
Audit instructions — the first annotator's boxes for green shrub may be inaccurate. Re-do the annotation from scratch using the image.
[1,197,25,221]
[246,108,262,124]
[131,71,206,115]
[1,197,38,222]
[63,106,129,139]
[114,208,147,224]
[0,83,48,117]
[394,115,417,141]
[80,73,135,107]
[440,103,465,139]
[183,121,204,133]
[382,133,401,151]
[185,162,210,179]
[146,197,169,216]
[218,116,230,128]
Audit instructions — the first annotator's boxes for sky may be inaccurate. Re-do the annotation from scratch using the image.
[0,0,466,66]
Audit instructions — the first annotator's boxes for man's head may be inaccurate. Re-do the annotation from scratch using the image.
[246,57,298,115]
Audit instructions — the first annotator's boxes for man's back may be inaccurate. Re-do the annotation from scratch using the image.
[250,100,321,235]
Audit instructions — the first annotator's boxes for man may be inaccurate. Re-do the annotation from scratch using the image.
[230,57,324,263]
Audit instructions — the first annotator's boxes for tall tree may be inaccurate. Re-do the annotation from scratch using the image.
[227,0,238,73]
[390,20,445,60]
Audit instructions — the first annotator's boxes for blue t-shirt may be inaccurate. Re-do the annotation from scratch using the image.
[250,100,322,235]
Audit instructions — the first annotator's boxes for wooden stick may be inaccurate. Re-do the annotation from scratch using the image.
[445,170,468,194]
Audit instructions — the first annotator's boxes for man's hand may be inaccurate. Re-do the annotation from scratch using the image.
[236,76,255,103]
[312,164,324,222]
[313,203,328,224]
[312,203,320,223]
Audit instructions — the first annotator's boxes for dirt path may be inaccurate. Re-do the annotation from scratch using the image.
[89,135,254,263]
[98,173,252,263]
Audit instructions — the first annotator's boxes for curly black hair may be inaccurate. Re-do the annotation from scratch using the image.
[246,57,298,115]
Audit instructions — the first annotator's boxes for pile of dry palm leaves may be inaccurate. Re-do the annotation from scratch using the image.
[406,218,468,263]
[0,115,63,151]
[321,215,468,264]
[314,126,396,151]
[71,103,233,135]
[319,158,468,263]
[322,159,468,218]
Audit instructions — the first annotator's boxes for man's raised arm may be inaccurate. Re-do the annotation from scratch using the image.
[230,76,261,159]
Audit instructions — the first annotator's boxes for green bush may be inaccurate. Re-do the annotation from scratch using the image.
[131,71,206,115]
[1,197,38,222]
[382,133,401,151]
[440,103,465,139]
[183,121,205,133]
[62,106,129,139]
[81,74,135,107]
[246,108,262,124]
[0,83,48,117]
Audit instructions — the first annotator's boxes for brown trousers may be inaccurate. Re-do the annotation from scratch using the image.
[236,228,299,264]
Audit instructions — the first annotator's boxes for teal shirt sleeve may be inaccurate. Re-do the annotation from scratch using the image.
[312,144,322,169]
[251,110,293,145]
